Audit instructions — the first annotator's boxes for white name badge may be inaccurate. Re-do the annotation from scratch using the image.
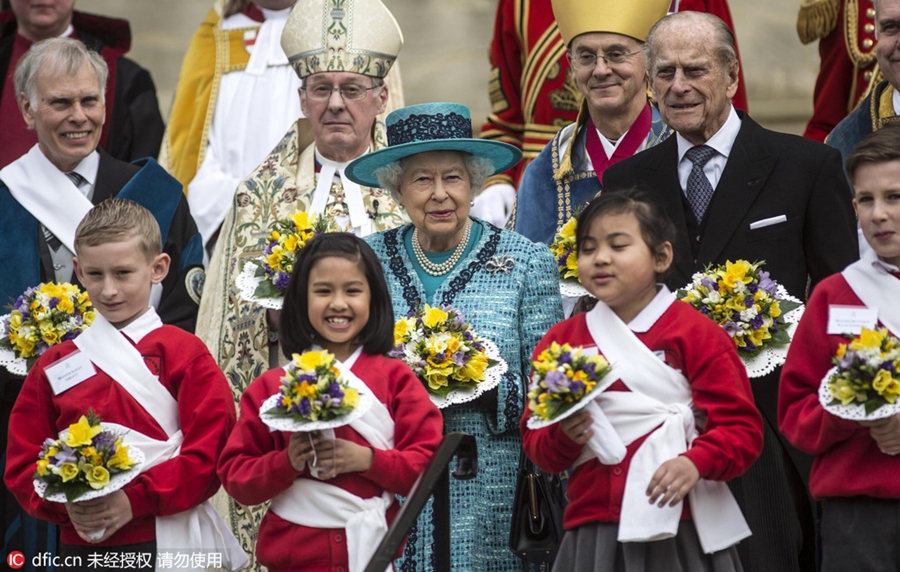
[827,305,878,335]
[45,350,97,395]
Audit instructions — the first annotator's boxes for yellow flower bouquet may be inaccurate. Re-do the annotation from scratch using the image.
[820,328,900,419]
[259,349,373,432]
[676,260,804,377]
[548,212,592,299]
[390,304,507,408]
[0,282,95,375]
[525,342,612,426]
[236,212,337,309]
[33,410,142,503]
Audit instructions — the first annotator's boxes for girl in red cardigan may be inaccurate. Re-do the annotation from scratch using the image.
[521,190,762,571]
[218,233,443,571]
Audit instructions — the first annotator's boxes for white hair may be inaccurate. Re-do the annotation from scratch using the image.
[14,38,108,112]
[374,153,495,203]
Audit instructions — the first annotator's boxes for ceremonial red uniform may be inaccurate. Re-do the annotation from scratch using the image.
[778,272,900,499]
[521,301,762,530]
[3,324,235,547]
[802,0,879,143]
[479,0,749,189]
[217,352,443,572]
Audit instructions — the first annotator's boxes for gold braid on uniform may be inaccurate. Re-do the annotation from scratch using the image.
[797,0,841,45]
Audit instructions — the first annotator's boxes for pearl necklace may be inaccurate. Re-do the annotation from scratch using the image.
[412,219,472,276]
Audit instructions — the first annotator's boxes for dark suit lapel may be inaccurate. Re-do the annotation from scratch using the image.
[92,149,137,204]
[696,114,776,265]
[639,138,695,284]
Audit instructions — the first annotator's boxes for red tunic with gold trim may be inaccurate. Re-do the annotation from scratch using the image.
[479,0,749,189]
[801,0,879,143]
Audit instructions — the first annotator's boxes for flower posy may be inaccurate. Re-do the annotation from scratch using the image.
[827,328,900,415]
[252,212,336,297]
[273,350,360,422]
[34,410,136,502]
[676,260,800,356]
[527,342,611,421]
[548,214,578,281]
[390,304,497,397]
[1,282,95,367]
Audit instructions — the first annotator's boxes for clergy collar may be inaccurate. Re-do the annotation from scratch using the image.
[676,105,740,163]
[627,285,675,333]
[119,307,163,345]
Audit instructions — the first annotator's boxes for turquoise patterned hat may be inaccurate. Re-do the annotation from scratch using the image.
[345,102,522,188]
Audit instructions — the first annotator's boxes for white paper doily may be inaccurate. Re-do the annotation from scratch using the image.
[525,362,617,430]
[236,262,284,310]
[559,279,594,300]
[0,315,27,376]
[739,287,805,378]
[818,365,900,421]
[34,446,145,503]
[427,338,508,409]
[259,374,375,432]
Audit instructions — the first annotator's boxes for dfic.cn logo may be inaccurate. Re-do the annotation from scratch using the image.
[7,550,25,569]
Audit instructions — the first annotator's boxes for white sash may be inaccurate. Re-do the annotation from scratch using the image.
[580,299,751,554]
[0,145,93,254]
[311,149,372,236]
[269,348,395,572]
[842,247,900,336]
[73,313,249,571]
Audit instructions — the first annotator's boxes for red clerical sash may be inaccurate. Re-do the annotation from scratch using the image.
[585,103,652,181]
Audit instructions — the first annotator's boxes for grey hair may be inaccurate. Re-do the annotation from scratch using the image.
[644,11,737,72]
[15,37,108,112]
[374,153,495,203]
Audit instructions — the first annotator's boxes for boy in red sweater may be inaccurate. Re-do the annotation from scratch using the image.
[779,125,900,572]
[4,199,246,571]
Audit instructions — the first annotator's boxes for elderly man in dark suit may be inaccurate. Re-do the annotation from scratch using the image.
[603,11,858,572]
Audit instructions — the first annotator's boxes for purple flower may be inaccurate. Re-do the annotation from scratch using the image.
[91,431,117,451]
[544,370,569,393]
[53,443,78,465]
[297,398,311,416]
[746,281,759,294]
[723,321,742,337]
[700,277,717,292]
[751,315,764,330]
[329,382,344,398]
[700,306,709,315]
[744,295,755,308]
[48,297,59,309]
[557,352,573,365]
[569,380,585,396]
[274,271,291,291]
[758,271,777,295]
[451,351,467,366]
[389,345,404,359]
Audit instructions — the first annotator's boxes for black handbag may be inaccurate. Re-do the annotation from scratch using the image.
[509,449,566,565]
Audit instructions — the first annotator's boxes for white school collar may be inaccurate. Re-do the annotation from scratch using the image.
[119,307,163,345]
[626,285,675,333]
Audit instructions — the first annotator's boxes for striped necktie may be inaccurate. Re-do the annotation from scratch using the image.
[42,172,88,251]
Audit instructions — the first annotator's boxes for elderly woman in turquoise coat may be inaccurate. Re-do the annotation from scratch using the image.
[347,102,564,571]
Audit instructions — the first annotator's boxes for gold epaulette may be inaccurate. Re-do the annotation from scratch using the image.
[797,0,841,45]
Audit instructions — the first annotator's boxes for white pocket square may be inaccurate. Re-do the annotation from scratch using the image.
[749,215,787,230]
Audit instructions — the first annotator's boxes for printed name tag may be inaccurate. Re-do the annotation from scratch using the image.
[827,305,878,335]
[45,351,96,395]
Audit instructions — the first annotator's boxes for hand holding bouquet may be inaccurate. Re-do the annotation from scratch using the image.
[0,282,95,374]
[390,304,506,407]
[820,328,900,419]
[677,260,803,376]
[34,410,140,503]
[525,342,623,463]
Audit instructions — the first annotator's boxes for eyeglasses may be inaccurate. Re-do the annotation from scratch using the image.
[301,83,381,102]
[568,49,643,70]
